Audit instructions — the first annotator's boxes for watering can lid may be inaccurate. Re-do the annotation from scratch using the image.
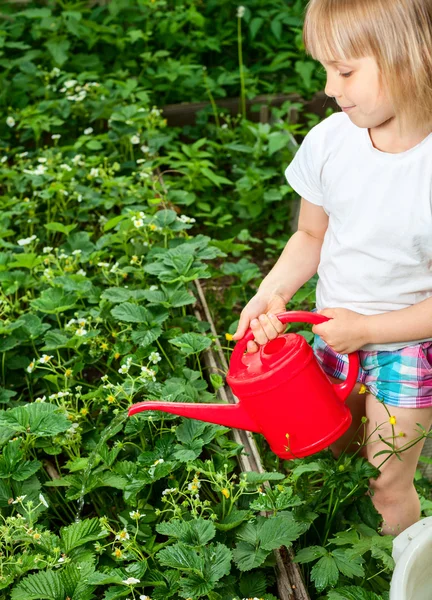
[227,332,312,386]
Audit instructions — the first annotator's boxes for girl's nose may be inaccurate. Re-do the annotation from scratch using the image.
[324,74,342,100]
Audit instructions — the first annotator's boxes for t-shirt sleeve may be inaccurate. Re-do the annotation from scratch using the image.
[284,125,324,206]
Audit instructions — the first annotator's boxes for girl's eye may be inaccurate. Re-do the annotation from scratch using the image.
[339,71,353,78]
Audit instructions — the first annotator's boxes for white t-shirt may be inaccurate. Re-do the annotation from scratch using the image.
[285,112,432,351]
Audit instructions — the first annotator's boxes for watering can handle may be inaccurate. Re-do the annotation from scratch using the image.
[231,310,360,402]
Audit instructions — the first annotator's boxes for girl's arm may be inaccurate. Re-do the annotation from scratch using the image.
[258,198,329,301]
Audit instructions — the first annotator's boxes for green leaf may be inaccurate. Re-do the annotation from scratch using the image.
[175,419,207,444]
[215,508,249,532]
[42,331,69,350]
[268,132,289,156]
[260,514,302,551]
[111,302,150,323]
[168,332,212,356]
[103,215,127,231]
[60,517,105,553]
[11,569,64,600]
[31,289,77,314]
[173,439,204,462]
[0,404,71,438]
[201,167,233,188]
[46,38,70,66]
[232,540,268,571]
[332,548,365,578]
[130,326,162,347]
[310,555,339,592]
[294,545,327,564]
[243,471,285,484]
[239,570,267,597]
[44,222,77,236]
[327,587,384,600]
[101,287,134,303]
[156,518,216,546]
[9,254,43,270]
[157,542,204,573]
[203,542,231,581]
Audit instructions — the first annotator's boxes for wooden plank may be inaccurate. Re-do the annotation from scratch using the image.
[163,91,332,127]
[194,280,310,600]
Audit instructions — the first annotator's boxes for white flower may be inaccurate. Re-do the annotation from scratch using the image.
[140,596,151,600]
[129,510,144,520]
[26,360,36,373]
[221,123,228,129]
[65,318,76,329]
[237,5,245,18]
[149,352,161,364]
[162,488,177,496]
[38,157,47,163]
[139,171,150,179]
[84,127,93,135]
[12,495,27,504]
[140,145,150,153]
[115,528,130,541]
[89,167,99,178]
[140,366,156,381]
[24,164,47,176]
[39,354,54,364]
[17,235,37,246]
[64,79,78,89]
[50,67,61,77]
[77,317,87,326]
[178,214,196,224]
[109,262,119,273]
[75,328,87,337]
[35,396,46,402]
[132,217,144,228]
[153,458,164,466]
[118,364,130,375]
[130,135,140,144]
[72,249,82,256]
[58,557,65,563]
[39,493,49,507]
[43,246,53,253]
[77,269,87,276]
[122,577,140,585]
[60,163,71,171]
[98,262,110,268]
[6,116,15,128]
[72,154,82,164]
[52,134,61,140]
[1,156,8,163]
[19,151,29,157]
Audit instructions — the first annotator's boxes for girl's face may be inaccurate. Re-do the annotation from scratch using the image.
[320,56,395,129]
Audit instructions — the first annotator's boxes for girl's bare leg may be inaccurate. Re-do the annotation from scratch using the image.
[364,394,432,535]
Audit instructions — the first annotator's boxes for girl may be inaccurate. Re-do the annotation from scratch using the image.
[233,0,432,535]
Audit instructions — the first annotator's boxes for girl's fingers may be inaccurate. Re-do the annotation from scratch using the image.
[246,339,259,353]
[258,313,284,338]
[267,313,286,333]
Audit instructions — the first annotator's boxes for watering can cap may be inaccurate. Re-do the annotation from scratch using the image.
[227,332,313,388]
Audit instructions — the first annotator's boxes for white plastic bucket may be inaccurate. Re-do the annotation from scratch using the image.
[389,516,432,600]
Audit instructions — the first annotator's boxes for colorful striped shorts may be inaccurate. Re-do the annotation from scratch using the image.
[313,334,432,408]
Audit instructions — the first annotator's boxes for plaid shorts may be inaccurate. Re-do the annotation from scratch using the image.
[313,334,432,408]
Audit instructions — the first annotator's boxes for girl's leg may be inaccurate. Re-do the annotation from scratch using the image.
[364,393,432,535]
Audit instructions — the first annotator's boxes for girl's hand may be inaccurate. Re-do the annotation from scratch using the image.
[312,308,370,354]
[232,292,288,353]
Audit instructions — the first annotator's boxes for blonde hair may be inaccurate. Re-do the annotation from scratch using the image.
[303,0,432,135]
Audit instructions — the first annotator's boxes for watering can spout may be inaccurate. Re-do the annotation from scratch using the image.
[128,401,260,433]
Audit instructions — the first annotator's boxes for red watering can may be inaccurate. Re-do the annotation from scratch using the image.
[128,311,360,459]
